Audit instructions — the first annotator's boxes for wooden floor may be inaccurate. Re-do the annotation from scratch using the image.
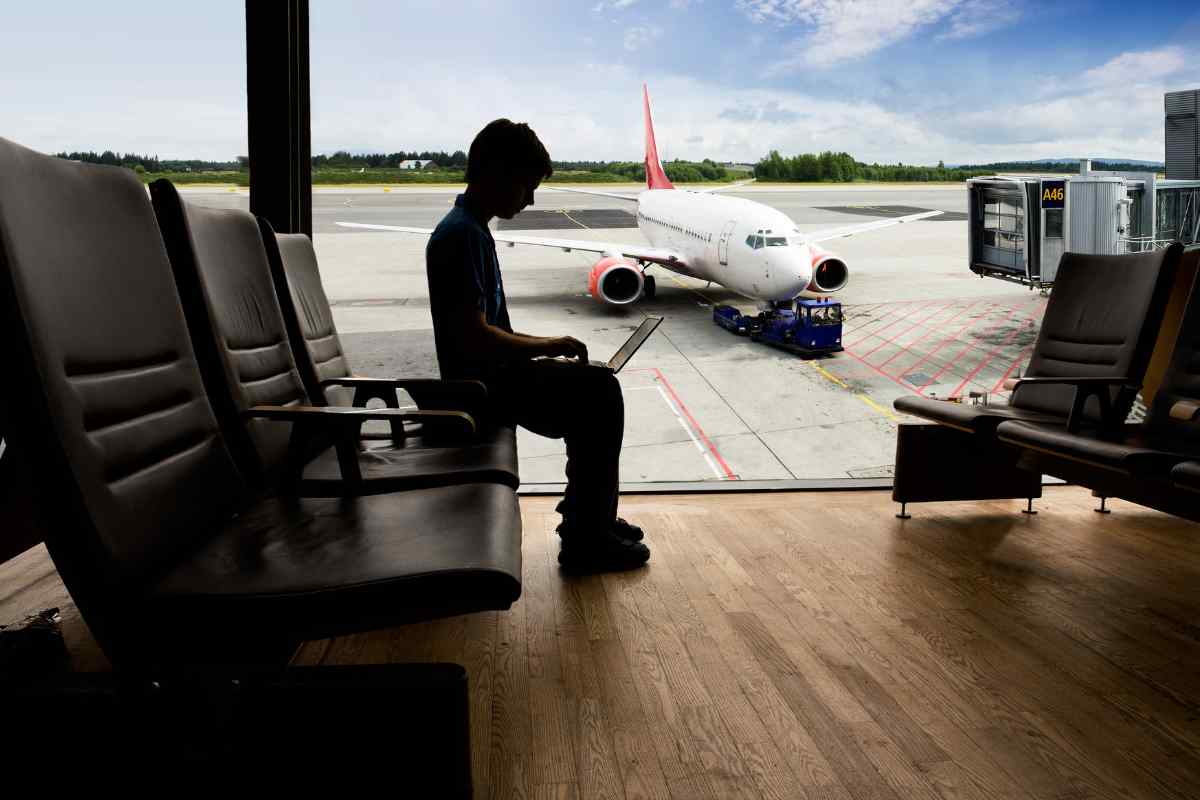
[4,487,1200,799]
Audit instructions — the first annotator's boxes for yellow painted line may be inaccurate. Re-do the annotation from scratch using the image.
[857,393,901,422]
[807,361,900,423]
[810,361,848,389]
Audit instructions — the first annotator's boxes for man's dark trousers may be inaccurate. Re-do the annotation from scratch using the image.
[487,359,623,532]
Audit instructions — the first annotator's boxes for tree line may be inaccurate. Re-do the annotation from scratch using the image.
[753,150,1166,183]
[753,151,995,182]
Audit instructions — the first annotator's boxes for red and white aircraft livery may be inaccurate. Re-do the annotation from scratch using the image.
[337,85,940,307]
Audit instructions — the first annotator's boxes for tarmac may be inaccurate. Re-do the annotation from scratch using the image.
[180,184,1039,485]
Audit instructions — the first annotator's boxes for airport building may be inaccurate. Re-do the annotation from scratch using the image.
[967,90,1200,288]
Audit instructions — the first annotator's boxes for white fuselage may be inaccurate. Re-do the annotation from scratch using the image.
[634,189,817,302]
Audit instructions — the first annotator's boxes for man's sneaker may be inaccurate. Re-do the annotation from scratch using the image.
[558,530,651,574]
[612,517,644,542]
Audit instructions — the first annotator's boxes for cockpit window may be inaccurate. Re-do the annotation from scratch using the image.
[745,234,763,250]
[765,237,788,246]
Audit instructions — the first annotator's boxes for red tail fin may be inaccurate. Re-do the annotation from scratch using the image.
[643,84,674,190]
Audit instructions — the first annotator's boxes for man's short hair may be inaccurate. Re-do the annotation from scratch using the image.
[466,119,553,184]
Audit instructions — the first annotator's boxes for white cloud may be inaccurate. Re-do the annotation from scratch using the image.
[623,24,663,51]
[939,0,1020,40]
[737,0,1018,71]
[592,0,639,11]
[1081,46,1186,88]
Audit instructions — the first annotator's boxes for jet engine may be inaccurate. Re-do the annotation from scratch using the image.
[588,255,644,305]
[807,247,849,293]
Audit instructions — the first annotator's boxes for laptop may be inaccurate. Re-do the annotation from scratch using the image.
[546,316,662,373]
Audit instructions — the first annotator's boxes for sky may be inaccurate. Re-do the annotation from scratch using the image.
[2,0,1200,165]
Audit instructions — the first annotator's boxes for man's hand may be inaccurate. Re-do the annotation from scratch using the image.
[540,336,589,363]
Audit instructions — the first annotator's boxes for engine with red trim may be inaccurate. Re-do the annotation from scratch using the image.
[588,256,644,305]
[807,246,850,293]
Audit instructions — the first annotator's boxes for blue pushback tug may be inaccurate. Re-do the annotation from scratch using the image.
[713,298,844,357]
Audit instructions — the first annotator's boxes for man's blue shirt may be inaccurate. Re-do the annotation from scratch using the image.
[426,194,512,379]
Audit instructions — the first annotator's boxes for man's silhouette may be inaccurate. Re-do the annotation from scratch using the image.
[425,119,650,572]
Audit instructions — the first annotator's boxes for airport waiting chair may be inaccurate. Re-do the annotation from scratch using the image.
[1173,461,1200,493]
[995,260,1200,521]
[260,224,519,462]
[889,245,1181,516]
[894,246,1182,436]
[0,137,522,667]
[149,180,519,495]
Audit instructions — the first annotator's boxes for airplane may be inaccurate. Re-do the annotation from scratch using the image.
[336,84,940,310]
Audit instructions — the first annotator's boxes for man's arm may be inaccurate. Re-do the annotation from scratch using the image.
[443,298,588,364]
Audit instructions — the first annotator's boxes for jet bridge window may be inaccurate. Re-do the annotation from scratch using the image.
[981,189,1024,252]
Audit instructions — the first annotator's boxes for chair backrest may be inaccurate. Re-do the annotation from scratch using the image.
[1013,244,1183,422]
[150,180,310,483]
[260,228,354,407]
[0,139,244,655]
[1149,252,1200,440]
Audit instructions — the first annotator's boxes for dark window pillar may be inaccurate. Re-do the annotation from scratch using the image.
[245,0,312,236]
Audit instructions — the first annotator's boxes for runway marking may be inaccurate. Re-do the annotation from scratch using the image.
[807,360,901,423]
[626,367,737,480]
[916,295,1044,393]
[875,298,985,372]
[948,297,1047,398]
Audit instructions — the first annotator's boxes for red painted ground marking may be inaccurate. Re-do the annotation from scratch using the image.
[858,300,963,360]
[991,341,1036,393]
[844,299,956,349]
[625,367,737,479]
[838,347,924,395]
[875,298,985,371]
[918,296,1044,393]
[949,299,1047,398]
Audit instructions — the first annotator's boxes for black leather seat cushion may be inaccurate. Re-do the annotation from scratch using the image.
[152,482,522,641]
[995,421,1195,476]
[302,425,520,493]
[1172,461,1200,492]
[894,395,1068,434]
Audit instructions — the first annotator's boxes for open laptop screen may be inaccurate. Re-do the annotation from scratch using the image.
[607,316,663,372]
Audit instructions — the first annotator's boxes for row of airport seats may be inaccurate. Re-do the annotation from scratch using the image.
[0,137,519,781]
[891,242,1200,521]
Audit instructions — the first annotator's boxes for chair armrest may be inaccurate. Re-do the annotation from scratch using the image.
[320,377,487,416]
[1002,377,1137,434]
[244,405,476,491]
[246,405,475,436]
[1001,376,1138,391]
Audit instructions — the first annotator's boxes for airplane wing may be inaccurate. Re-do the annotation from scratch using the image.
[334,222,687,268]
[800,210,942,244]
[539,186,640,202]
[695,178,756,194]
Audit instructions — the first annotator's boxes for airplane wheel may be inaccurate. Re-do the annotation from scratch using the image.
[643,275,656,299]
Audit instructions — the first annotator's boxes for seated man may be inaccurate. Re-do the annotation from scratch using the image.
[425,118,650,573]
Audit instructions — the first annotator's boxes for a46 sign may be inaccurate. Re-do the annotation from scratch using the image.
[1041,181,1066,209]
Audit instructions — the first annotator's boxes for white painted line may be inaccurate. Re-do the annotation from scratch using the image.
[676,416,705,452]
[656,385,682,417]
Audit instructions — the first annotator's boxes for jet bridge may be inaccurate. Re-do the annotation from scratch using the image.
[968,165,1200,289]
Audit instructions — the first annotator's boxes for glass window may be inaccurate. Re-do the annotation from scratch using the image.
[1045,209,1063,239]
[765,237,787,246]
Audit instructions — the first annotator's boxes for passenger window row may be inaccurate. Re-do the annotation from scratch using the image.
[638,210,711,242]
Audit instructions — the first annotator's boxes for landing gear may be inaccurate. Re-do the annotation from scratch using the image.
[642,275,656,300]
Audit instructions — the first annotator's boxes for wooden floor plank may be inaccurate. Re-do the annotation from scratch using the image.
[7,486,1200,800]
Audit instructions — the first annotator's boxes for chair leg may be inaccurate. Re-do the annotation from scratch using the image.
[1095,496,1111,514]
[895,502,911,520]
[1022,497,1037,515]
